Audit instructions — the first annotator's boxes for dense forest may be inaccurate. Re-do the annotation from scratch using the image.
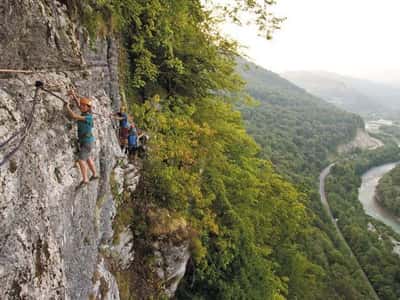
[325,145,400,300]
[59,1,390,299]
[376,164,400,217]
[237,60,364,182]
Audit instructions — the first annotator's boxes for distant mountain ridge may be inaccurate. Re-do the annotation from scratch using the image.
[282,70,400,118]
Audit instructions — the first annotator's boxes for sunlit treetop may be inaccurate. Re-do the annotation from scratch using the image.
[202,0,285,39]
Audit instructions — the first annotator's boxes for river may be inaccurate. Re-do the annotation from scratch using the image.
[358,162,400,234]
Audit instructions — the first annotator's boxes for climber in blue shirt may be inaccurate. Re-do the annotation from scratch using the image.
[66,90,98,185]
[110,107,131,153]
[127,122,138,159]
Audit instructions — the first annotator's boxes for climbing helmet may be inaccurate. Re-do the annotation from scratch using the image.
[80,97,92,107]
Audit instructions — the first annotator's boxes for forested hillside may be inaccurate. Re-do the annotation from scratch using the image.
[236,61,381,299]
[376,164,400,217]
[238,61,364,182]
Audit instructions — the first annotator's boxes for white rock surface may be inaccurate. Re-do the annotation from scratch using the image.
[0,1,125,299]
[154,241,190,298]
[111,227,134,270]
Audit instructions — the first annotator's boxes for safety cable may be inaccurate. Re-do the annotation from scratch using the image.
[0,126,23,149]
[39,86,68,104]
[0,84,75,152]
[0,85,41,167]
[35,82,109,119]
[36,82,109,119]
[0,82,45,150]
[38,86,109,118]
[0,63,109,75]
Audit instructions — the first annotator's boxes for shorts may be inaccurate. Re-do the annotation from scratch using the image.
[119,138,128,146]
[120,127,129,139]
[78,142,93,161]
[128,146,137,155]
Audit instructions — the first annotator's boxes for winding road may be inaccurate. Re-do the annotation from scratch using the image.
[319,164,380,300]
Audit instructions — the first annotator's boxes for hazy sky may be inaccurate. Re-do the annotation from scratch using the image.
[222,0,400,83]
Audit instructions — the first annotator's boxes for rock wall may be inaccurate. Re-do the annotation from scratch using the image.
[0,1,125,299]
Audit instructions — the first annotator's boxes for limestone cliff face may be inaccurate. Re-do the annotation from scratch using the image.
[0,1,190,299]
[0,1,126,299]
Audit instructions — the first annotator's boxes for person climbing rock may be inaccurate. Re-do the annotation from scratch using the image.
[129,125,149,160]
[66,90,98,185]
[127,121,138,160]
[110,107,130,153]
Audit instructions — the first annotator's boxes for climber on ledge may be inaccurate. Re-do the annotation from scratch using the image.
[127,120,138,160]
[66,90,98,185]
[110,107,131,153]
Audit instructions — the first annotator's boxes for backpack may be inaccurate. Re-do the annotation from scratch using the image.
[128,126,138,149]
[128,134,137,148]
